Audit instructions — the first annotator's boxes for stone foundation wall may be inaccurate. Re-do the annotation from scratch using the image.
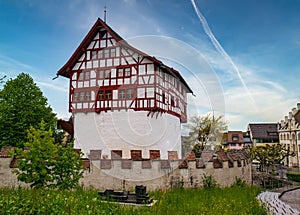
[0,157,28,188]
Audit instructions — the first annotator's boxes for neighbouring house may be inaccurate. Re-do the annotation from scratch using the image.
[221,131,250,150]
[56,18,193,160]
[278,103,300,168]
[247,123,279,147]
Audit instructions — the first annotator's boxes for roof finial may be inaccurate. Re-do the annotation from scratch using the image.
[104,3,107,23]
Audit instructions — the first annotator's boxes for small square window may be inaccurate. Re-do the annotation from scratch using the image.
[117,68,123,77]
[73,92,79,102]
[119,89,126,99]
[104,49,110,58]
[104,70,111,78]
[126,89,134,99]
[79,92,85,101]
[85,72,90,80]
[98,90,104,100]
[98,70,104,79]
[124,67,131,76]
[85,91,91,101]
[110,49,116,57]
[92,51,97,60]
[106,90,112,100]
[98,50,103,59]
[78,73,84,81]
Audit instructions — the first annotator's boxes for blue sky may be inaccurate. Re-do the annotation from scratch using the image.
[0,0,300,131]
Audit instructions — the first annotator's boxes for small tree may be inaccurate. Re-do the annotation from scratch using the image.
[185,114,227,156]
[14,121,84,189]
[14,121,56,188]
[250,144,295,173]
[51,141,84,190]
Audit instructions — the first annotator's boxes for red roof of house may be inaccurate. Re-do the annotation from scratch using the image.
[57,117,74,137]
[227,131,244,142]
[56,18,193,93]
[0,146,14,157]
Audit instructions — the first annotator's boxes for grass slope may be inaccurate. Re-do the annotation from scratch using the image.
[0,186,267,215]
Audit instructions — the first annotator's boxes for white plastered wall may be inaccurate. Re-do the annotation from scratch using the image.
[73,110,182,159]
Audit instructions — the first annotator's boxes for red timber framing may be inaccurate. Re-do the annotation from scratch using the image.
[57,18,193,122]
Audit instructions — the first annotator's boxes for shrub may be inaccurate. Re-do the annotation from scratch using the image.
[232,177,246,187]
[286,172,300,182]
[202,174,218,189]
[13,121,84,189]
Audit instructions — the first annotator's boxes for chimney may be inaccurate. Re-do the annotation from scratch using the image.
[289,112,293,119]
[285,116,288,122]
[297,103,300,110]
[292,108,297,114]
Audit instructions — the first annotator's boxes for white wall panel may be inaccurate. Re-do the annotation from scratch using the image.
[73,110,181,159]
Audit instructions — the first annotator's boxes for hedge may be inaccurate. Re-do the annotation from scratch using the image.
[286,172,300,182]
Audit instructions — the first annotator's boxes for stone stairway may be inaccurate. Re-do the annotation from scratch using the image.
[257,191,300,215]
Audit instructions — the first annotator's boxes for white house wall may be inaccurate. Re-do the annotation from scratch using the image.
[73,110,182,159]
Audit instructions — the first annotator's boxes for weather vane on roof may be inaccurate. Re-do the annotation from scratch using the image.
[104,3,107,23]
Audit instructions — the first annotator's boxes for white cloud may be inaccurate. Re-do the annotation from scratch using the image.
[0,54,34,78]
[36,81,68,93]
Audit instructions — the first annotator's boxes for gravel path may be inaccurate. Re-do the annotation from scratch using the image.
[257,189,300,215]
[280,188,300,212]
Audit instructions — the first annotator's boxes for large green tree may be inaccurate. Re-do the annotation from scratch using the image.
[0,75,6,85]
[185,114,228,156]
[14,121,84,189]
[0,73,56,148]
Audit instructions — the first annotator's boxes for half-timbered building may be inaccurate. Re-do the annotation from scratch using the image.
[57,18,193,159]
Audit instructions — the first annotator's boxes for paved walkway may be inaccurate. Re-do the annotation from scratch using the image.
[257,189,300,215]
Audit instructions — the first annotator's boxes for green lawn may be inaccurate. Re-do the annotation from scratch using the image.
[0,186,267,215]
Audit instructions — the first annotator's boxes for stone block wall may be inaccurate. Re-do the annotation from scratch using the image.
[80,150,252,191]
[0,150,252,191]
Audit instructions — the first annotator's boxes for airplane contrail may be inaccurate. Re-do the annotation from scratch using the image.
[191,0,256,107]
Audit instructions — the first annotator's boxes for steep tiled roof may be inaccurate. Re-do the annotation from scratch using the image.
[57,18,193,94]
[228,131,244,142]
[57,117,74,137]
[185,152,196,161]
[248,123,278,139]
[213,159,223,168]
[201,151,213,162]
[216,151,229,161]
[226,149,250,161]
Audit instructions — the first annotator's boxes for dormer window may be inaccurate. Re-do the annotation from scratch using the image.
[232,135,239,141]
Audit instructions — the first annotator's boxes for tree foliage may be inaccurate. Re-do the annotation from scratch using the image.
[185,114,227,155]
[14,121,84,189]
[0,75,6,85]
[249,144,295,172]
[0,73,56,149]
